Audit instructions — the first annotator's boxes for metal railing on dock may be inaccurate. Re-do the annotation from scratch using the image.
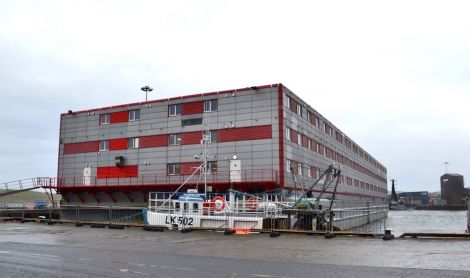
[1,201,389,235]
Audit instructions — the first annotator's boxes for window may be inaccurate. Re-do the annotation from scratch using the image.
[128,137,139,149]
[128,109,140,121]
[307,165,311,177]
[308,139,312,150]
[167,163,181,175]
[168,104,181,116]
[204,99,218,112]
[324,124,332,136]
[312,167,318,178]
[297,133,302,145]
[99,140,108,151]
[297,163,302,175]
[285,96,290,108]
[285,128,291,141]
[169,134,181,145]
[100,114,110,124]
[207,161,217,173]
[286,160,292,172]
[296,104,302,116]
[204,130,218,143]
[182,118,203,126]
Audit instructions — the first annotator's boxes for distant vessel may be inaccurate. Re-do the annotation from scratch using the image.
[389,204,409,210]
[388,179,414,210]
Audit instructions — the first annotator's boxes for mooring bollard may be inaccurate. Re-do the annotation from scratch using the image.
[383,229,394,240]
[270,230,280,237]
[224,228,235,235]
[324,232,336,239]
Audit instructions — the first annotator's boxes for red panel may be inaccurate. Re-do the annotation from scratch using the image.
[311,167,318,179]
[311,140,318,152]
[140,135,168,148]
[181,162,201,175]
[182,101,204,115]
[302,135,308,147]
[63,141,99,154]
[289,97,297,113]
[181,131,202,145]
[319,144,325,156]
[278,85,284,187]
[218,125,272,142]
[110,111,128,124]
[109,138,127,150]
[97,165,138,179]
[290,129,297,143]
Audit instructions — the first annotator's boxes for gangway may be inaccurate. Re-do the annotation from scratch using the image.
[0,177,57,205]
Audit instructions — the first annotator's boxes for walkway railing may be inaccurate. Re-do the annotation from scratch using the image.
[54,169,278,188]
[0,177,55,197]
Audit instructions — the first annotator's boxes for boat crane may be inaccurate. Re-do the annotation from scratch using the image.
[292,164,342,209]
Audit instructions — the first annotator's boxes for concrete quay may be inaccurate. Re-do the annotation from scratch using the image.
[1,222,470,278]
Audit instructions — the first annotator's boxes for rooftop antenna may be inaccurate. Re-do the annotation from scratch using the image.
[444,161,449,174]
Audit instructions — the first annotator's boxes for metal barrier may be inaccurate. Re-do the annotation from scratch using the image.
[0,202,388,233]
[0,205,144,224]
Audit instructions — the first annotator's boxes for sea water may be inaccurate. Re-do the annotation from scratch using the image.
[386,210,468,235]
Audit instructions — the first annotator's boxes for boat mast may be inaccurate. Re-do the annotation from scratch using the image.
[200,115,213,196]
[201,131,209,196]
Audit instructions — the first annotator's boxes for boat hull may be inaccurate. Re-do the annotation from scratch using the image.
[147,211,264,230]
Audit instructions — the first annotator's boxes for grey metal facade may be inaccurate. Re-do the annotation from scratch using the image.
[281,86,387,201]
[57,84,387,205]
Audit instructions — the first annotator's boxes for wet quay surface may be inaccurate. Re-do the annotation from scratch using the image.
[0,222,470,278]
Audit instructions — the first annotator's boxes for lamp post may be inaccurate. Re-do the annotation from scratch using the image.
[444,161,449,174]
[141,86,153,102]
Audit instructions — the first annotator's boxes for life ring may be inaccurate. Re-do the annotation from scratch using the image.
[212,196,225,211]
[247,196,259,211]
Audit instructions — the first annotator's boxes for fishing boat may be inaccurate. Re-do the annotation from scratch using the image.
[146,134,348,233]
[146,132,286,231]
[146,190,284,230]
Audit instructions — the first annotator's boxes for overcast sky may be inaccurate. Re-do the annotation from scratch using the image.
[1,0,469,192]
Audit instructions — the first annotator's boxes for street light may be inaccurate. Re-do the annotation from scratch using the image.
[141,86,153,102]
[444,161,449,173]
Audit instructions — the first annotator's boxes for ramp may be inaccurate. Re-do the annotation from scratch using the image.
[0,177,56,198]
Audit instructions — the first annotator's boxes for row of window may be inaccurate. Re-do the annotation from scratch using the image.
[285,127,386,183]
[167,162,217,175]
[285,95,385,173]
[98,99,218,124]
[98,131,218,151]
[99,138,139,151]
[286,159,387,194]
[168,99,218,116]
[286,160,318,178]
[100,109,140,124]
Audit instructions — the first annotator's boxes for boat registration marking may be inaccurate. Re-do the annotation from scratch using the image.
[165,216,194,226]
